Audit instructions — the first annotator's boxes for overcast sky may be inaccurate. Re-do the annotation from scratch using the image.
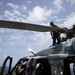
[0,0,75,66]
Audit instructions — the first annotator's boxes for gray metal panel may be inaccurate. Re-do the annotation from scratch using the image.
[36,40,75,56]
[36,44,64,56]
[72,38,75,51]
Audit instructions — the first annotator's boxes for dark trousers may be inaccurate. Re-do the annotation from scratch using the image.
[53,35,60,45]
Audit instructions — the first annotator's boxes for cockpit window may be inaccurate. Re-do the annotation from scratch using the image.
[70,63,74,75]
[26,58,35,75]
[36,59,51,75]
[11,59,28,75]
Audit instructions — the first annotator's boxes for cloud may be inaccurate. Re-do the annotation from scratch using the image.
[0,36,1,43]
[4,10,18,21]
[7,3,27,11]
[56,18,64,22]
[63,12,75,28]
[51,16,58,19]
[4,9,21,16]
[13,10,21,16]
[4,10,14,16]
[0,15,2,19]
[0,1,3,6]
[8,35,21,41]
[21,6,27,11]
[30,32,51,46]
[52,0,63,12]
[7,3,19,9]
[26,6,52,23]
[0,29,7,33]
[0,29,27,46]
[66,0,75,4]
[5,31,28,46]
[3,10,26,22]
[27,1,31,4]
[0,49,1,53]
[1,3,27,22]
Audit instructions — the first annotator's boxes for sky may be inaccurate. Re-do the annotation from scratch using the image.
[0,0,75,66]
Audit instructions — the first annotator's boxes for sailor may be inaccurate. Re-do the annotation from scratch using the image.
[50,21,61,45]
[16,60,24,75]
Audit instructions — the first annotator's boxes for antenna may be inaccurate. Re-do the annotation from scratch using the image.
[28,47,36,56]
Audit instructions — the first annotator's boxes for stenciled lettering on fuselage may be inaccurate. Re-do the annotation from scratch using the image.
[52,45,62,54]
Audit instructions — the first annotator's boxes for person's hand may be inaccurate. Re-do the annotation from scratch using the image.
[21,69,24,71]
[20,68,24,72]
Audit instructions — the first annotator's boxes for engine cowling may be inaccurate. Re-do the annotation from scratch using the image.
[72,38,75,51]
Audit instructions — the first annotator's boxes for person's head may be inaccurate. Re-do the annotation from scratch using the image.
[50,21,54,26]
[18,60,24,66]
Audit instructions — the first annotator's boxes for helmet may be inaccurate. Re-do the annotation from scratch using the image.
[50,21,54,25]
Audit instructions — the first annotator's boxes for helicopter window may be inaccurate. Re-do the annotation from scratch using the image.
[36,63,41,68]
[26,58,35,75]
[3,59,10,74]
[11,59,28,75]
[63,57,75,75]
[70,63,74,75]
[0,56,12,75]
[36,59,51,75]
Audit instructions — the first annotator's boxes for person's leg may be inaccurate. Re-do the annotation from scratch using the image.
[53,36,56,45]
[57,35,61,44]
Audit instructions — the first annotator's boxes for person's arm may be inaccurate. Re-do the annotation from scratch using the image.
[54,24,60,28]
[50,32,53,36]
[50,32,53,39]
[18,66,24,73]
[50,23,59,28]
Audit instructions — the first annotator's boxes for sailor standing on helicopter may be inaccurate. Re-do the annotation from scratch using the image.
[50,21,61,45]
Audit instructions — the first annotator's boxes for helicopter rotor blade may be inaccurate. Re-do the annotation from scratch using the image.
[0,20,65,32]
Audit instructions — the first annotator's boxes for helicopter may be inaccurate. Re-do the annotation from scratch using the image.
[0,20,75,75]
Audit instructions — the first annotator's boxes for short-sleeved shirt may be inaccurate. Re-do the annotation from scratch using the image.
[51,24,60,36]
